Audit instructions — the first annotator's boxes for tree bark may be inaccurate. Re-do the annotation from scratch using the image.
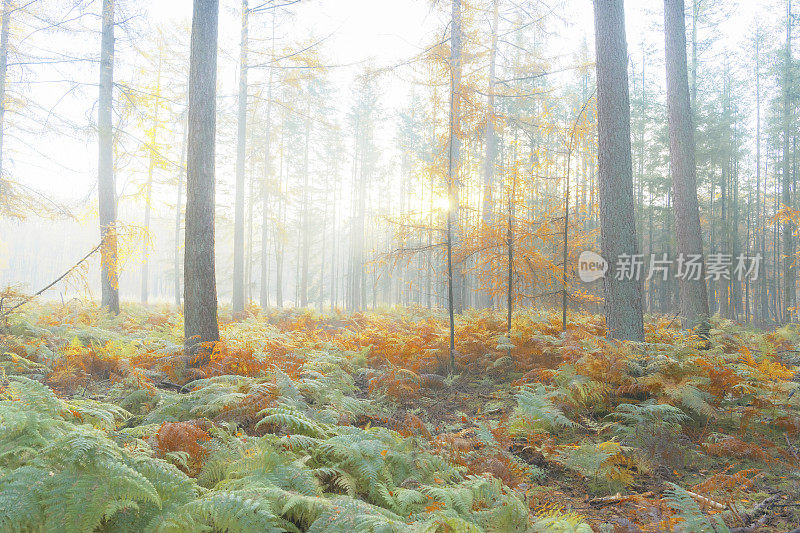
[274,120,285,308]
[755,26,764,323]
[260,11,275,309]
[142,52,162,305]
[98,0,119,314]
[174,109,187,307]
[448,0,464,315]
[300,101,311,308]
[783,0,795,322]
[232,0,248,314]
[0,0,10,193]
[184,0,220,359]
[480,0,500,309]
[593,0,645,341]
[664,0,710,332]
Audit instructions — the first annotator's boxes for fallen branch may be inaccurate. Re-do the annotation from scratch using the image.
[729,494,781,533]
[589,491,654,507]
[681,488,726,511]
[0,240,104,316]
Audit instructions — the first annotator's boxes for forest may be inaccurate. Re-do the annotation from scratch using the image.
[1,0,800,531]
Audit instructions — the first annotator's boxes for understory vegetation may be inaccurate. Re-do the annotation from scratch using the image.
[1,303,799,532]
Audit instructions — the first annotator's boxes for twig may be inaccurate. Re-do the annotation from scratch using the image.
[674,488,726,510]
[589,491,654,507]
[0,240,104,316]
[729,494,782,533]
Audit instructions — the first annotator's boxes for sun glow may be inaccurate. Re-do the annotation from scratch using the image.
[432,193,452,213]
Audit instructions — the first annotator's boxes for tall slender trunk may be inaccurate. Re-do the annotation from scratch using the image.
[755,27,763,323]
[507,161,516,342]
[0,0,10,195]
[246,148,255,303]
[447,0,464,315]
[783,0,795,322]
[142,52,162,304]
[318,180,327,312]
[98,0,119,314]
[480,0,500,309]
[300,101,311,308]
[184,0,220,359]
[174,109,188,307]
[563,135,571,332]
[330,177,338,311]
[232,0,248,313]
[274,121,285,308]
[664,0,710,332]
[445,0,463,373]
[427,94,437,310]
[260,11,275,308]
[593,0,645,341]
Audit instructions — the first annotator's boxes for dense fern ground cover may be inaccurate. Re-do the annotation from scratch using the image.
[0,304,799,532]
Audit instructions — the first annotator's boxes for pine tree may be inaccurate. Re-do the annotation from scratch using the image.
[184,0,220,360]
[664,0,710,332]
[593,0,645,341]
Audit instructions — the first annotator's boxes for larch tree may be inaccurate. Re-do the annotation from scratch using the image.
[184,0,220,359]
[232,0,248,314]
[592,0,645,341]
[782,0,795,322]
[141,48,163,305]
[664,0,710,332]
[98,0,119,315]
[447,0,464,316]
[480,0,500,310]
[299,95,311,308]
[0,0,10,193]
[174,110,187,307]
[445,0,464,370]
[260,10,276,309]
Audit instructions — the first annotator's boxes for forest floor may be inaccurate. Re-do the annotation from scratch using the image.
[1,303,799,532]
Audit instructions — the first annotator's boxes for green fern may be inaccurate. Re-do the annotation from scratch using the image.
[509,383,576,436]
[663,483,731,533]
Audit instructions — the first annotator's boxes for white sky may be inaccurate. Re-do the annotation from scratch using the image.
[0,0,784,299]
[14,0,773,204]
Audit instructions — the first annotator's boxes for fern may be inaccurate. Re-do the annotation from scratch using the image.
[531,509,593,533]
[509,383,576,436]
[161,490,297,533]
[556,440,638,493]
[257,403,332,437]
[664,483,731,533]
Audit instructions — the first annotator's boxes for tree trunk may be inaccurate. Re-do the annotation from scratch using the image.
[448,0,464,315]
[98,0,119,315]
[184,0,220,359]
[142,52,162,305]
[300,102,311,308]
[507,161,516,343]
[664,0,710,332]
[318,179,328,312]
[174,110,188,307]
[0,0,10,193]
[232,0,248,314]
[755,26,763,323]
[593,0,645,341]
[480,0,499,309]
[783,0,795,322]
[274,121,285,308]
[260,11,275,309]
